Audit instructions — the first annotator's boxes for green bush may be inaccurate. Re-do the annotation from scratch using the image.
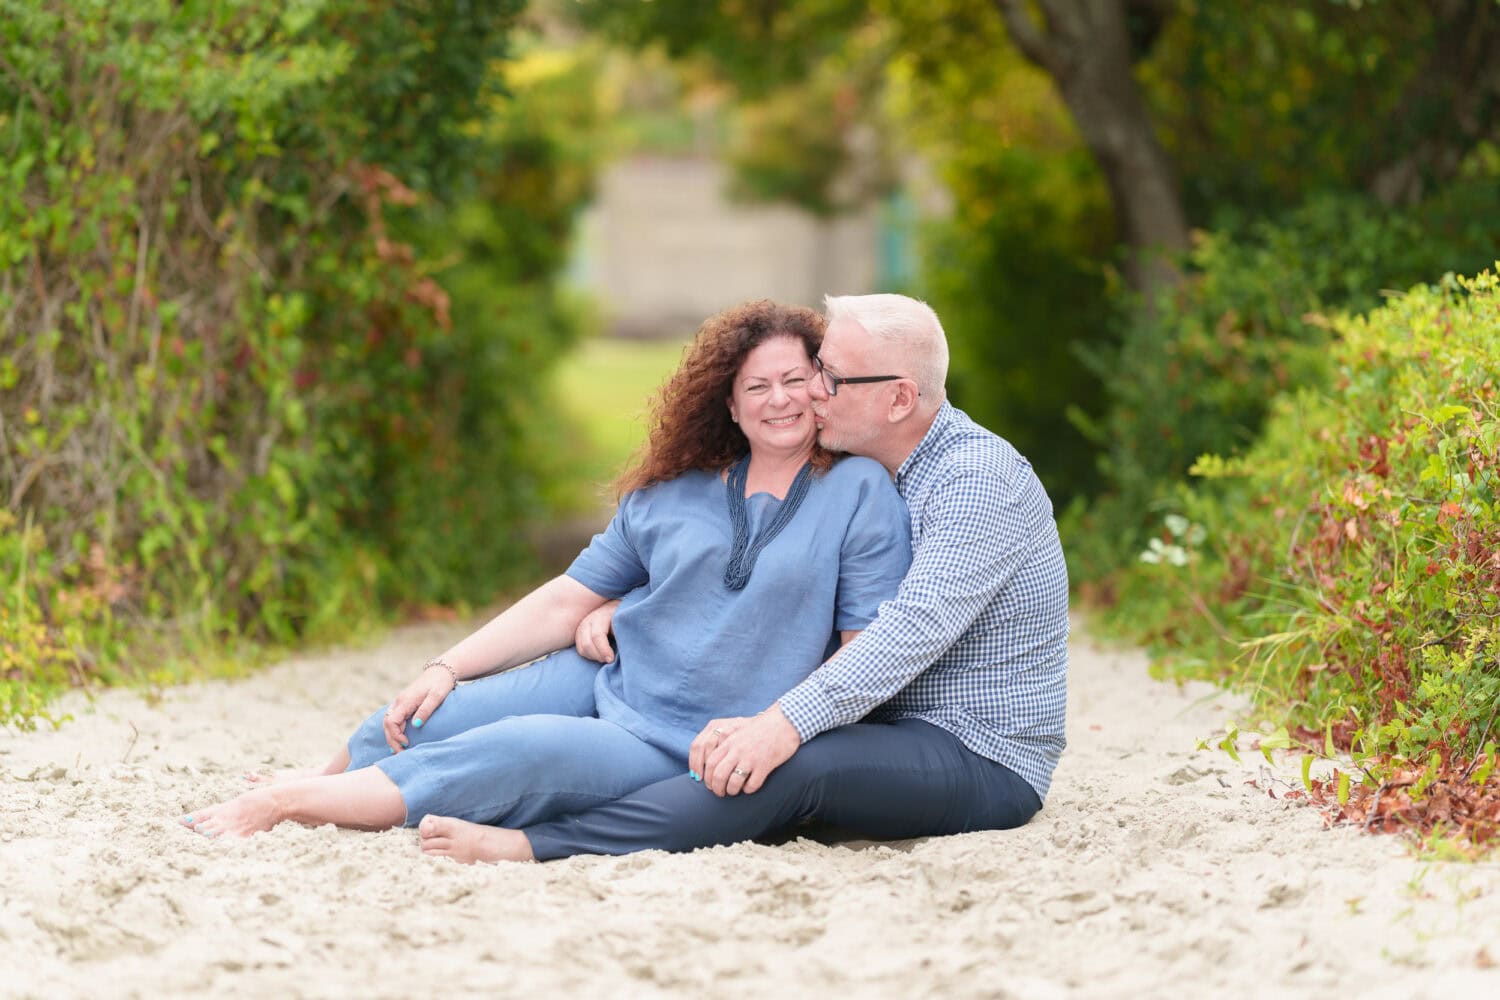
[0,2,595,725]
[922,145,1114,507]
[1107,268,1499,774]
[1069,185,1500,580]
[304,39,604,607]
[881,10,1118,508]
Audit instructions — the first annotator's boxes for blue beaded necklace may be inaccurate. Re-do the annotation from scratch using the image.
[722,453,815,590]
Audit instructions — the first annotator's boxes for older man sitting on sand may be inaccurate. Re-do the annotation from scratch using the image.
[417,292,1070,863]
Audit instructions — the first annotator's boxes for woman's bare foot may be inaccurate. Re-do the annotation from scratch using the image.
[181,788,285,839]
[418,815,535,864]
[243,768,323,786]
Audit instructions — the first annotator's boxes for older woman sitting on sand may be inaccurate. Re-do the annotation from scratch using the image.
[181,300,910,840]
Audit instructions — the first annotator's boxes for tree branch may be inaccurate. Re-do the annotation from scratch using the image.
[992,0,1062,76]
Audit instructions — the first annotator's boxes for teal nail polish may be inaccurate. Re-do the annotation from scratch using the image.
[401,740,409,748]
[390,747,397,754]
[689,771,700,781]
[183,814,194,823]
[412,718,424,728]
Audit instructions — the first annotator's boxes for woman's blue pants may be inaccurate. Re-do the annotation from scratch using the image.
[344,650,682,828]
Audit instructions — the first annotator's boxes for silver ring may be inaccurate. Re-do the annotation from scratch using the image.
[732,767,748,777]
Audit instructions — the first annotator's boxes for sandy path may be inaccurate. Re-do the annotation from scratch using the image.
[2,618,1498,999]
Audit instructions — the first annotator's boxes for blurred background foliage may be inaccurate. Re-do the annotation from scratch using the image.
[568,0,1500,520]
[0,0,603,721]
[3,0,1500,813]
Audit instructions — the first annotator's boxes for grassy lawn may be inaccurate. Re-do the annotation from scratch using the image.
[548,336,689,504]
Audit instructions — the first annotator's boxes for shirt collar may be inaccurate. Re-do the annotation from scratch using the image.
[895,401,954,488]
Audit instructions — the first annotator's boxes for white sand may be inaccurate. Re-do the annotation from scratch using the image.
[3,617,1498,998]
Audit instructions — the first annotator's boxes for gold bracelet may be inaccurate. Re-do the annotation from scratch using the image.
[423,658,459,686]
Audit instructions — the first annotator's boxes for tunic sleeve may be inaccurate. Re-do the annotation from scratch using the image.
[833,465,913,631]
[566,492,649,598]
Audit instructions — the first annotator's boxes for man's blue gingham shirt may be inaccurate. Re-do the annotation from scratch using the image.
[778,402,1069,801]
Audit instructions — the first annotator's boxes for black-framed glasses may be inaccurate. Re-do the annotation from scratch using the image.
[812,355,904,397]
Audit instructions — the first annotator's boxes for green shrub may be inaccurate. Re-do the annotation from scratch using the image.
[302,39,604,607]
[922,145,1114,507]
[1069,185,1500,580]
[0,2,595,724]
[1110,268,1500,773]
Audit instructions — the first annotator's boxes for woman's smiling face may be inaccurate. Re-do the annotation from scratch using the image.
[727,335,818,461]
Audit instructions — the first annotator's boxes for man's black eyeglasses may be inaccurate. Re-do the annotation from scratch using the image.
[812,356,904,397]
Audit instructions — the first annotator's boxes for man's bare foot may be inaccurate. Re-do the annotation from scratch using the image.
[418,815,535,864]
[181,788,284,839]
[244,748,350,785]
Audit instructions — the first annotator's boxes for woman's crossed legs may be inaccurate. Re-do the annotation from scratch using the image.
[182,650,680,840]
[243,647,604,785]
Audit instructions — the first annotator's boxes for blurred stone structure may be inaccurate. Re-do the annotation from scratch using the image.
[571,156,880,339]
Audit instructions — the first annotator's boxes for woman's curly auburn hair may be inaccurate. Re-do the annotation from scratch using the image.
[616,299,835,496]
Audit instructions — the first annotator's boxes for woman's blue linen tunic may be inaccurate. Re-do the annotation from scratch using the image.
[346,455,911,827]
[567,455,911,758]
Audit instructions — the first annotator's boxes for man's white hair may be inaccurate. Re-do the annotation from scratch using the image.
[823,293,948,403]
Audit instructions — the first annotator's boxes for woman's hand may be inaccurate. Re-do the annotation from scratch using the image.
[689,706,802,796]
[574,599,621,663]
[689,716,750,783]
[382,666,456,753]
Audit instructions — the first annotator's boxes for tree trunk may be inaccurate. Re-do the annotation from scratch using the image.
[993,0,1190,298]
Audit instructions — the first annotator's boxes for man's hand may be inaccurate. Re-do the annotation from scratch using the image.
[574,600,620,663]
[690,704,801,796]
